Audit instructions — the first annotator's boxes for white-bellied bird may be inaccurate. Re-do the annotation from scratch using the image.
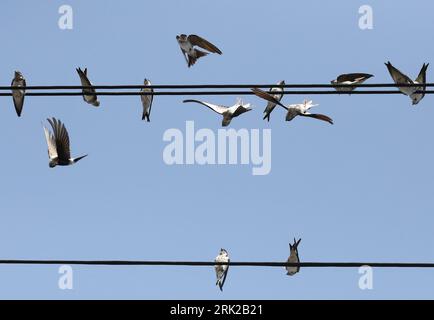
[252,88,333,125]
[176,34,222,67]
[183,98,252,127]
[385,61,429,105]
[263,80,285,121]
[331,73,373,92]
[11,71,26,117]
[215,248,230,291]
[286,238,301,276]
[140,79,154,122]
[43,118,87,168]
[76,67,100,107]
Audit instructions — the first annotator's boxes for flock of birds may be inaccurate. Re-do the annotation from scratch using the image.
[5,34,430,291]
[7,34,429,168]
[215,238,301,291]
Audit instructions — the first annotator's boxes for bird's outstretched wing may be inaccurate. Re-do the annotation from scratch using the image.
[252,88,288,110]
[183,99,227,115]
[385,62,413,94]
[415,63,429,85]
[47,118,71,161]
[188,35,222,54]
[43,125,58,160]
[302,113,334,125]
[336,73,373,83]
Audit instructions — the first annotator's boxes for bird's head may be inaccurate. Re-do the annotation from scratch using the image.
[176,34,187,41]
[144,78,151,86]
[411,93,423,105]
[220,248,228,257]
[14,71,23,79]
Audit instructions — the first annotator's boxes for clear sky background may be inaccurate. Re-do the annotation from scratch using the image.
[0,0,433,299]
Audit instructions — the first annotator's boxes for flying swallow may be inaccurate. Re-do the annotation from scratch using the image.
[140,79,154,122]
[286,238,301,276]
[76,67,100,107]
[215,248,230,291]
[385,61,429,105]
[176,34,222,67]
[183,98,252,126]
[252,88,333,125]
[263,80,285,121]
[43,118,87,168]
[11,71,26,117]
[331,73,373,92]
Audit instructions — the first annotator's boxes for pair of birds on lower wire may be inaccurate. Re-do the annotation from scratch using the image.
[214,239,301,292]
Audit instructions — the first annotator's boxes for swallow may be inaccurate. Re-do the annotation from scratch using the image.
[43,118,87,168]
[263,80,285,121]
[286,238,301,276]
[385,61,429,105]
[76,67,100,107]
[331,73,373,92]
[252,88,333,125]
[11,71,26,117]
[140,79,154,122]
[215,248,230,291]
[176,34,222,67]
[183,98,252,126]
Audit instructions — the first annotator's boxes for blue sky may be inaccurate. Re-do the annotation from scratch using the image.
[0,0,433,299]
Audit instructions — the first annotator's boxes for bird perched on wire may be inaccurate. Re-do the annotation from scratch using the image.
[215,248,230,291]
[263,80,285,121]
[251,88,333,125]
[176,34,222,67]
[76,67,100,107]
[286,238,301,276]
[331,73,373,93]
[183,98,251,127]
[11,71,26,117]
[385,61,429,105]
[140,79,154,122]
[43,118,87,168]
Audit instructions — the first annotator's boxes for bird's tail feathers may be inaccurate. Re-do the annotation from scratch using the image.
[73,154,88,163]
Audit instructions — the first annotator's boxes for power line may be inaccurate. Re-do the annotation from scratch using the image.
[0,260,433,268]
[0,90,431,97]
[1,83,433,90]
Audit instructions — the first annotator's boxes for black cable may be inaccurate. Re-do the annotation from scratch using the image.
[0,90,432,97]
[2,83,434,90]
[0,260,433,268]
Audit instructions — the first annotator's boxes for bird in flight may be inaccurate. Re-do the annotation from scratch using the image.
[183,98,252,126]
[11,71,26,117]
[76,67,100,107]
[176,34,222,67]
[215,248,230,291]
[140,79,154,122]
[251,88,333,125]
[286,238,301,276]
[385,61,429,105]
[43,118,87,168]
[263,80,285,121]
[331,73,373,92]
